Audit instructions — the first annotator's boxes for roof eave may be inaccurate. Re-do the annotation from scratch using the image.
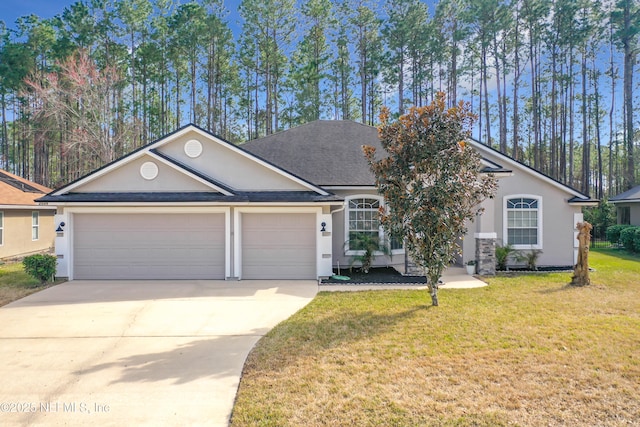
[568,197,599,206]
[609,198,640,204]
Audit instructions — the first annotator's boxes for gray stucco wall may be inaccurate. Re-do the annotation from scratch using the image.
[464,150,582,267]
[157,130,309,191]
[74,155,214,193]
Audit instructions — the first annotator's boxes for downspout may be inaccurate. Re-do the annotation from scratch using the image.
[330,202,347,271]
[330,202,346,215]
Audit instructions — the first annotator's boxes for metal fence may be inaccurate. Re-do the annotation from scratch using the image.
[590,225,615,248]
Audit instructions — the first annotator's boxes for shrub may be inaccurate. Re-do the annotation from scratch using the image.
[583,201,616,238]
[347,234,391,274]
[633,229,640,253]
[495,244,514,271]
[522,249,542,270]
[619,227,640,253]
[23,254,57,283]
[606,224,634,245]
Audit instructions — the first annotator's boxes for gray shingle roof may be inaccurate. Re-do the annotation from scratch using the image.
[241,120,382,186]
[610,185,640,202]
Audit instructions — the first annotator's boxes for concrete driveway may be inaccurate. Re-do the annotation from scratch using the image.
[0,280,317,427]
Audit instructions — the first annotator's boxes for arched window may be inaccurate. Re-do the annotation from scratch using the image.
[347,197,381,251]
[504,195,542,249]
[345,196,403,253]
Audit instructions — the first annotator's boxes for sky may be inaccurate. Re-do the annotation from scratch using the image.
[0,0,68,28]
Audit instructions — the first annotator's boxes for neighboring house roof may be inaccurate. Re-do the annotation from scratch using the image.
[0,169,54,208]
[242,120,382,186]
[609,185,640,203]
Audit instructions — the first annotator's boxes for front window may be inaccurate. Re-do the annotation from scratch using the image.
[346,196,403,253]
[505,196,542,249]
[32,212,39,241]
[348,198,380,251]
[0,212,3,245]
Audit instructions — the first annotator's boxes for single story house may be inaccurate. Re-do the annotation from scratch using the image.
[0,169,56,259]
[609,185,640,225]
[39,121,596,280]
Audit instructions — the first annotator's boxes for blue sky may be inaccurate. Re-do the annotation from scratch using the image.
[0,0,67,27]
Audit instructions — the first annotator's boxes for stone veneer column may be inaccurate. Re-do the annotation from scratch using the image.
[474,232,496,275]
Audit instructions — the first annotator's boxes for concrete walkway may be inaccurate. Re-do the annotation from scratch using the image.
[320,266,487,291]
[0,280,317,427]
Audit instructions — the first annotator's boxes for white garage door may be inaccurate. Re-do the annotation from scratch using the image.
[242,213,316,279]
[73,213,225,280]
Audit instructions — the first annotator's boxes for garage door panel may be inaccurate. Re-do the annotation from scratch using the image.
[242,213,316,280]
[74,213,225,280]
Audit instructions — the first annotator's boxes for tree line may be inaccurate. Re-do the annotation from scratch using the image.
[0,0,638,198]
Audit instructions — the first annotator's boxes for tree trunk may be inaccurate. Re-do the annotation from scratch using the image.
[571,222,592,286]
[623,35,635,190]
[581,49,590,195]
[426,271,439,307]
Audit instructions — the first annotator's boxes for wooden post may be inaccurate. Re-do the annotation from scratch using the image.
[571,221,592,286]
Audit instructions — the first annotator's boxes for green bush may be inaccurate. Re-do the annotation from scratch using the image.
[606,224,634,245]
[633,229,640,253]
[583,201,616,238]
[495,244,515,271]
[23,254,57,283]
[619,227,640,253]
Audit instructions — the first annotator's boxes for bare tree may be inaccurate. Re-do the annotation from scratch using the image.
[25,50,137,178]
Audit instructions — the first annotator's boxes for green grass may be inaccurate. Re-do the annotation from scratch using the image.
[231,249,640,426]
[0,261,55,307]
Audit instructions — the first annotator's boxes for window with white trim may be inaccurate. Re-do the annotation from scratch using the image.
[0,212,3,245]
[348,197,380,251]
[32,212,39,241]
[345,196,403,253]
[504,196,542,249]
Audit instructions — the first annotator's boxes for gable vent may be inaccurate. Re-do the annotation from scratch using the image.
[184,139,203,158]
[140,162,159,180]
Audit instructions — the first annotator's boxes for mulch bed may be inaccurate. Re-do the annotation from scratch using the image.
[499,266,574,273]
[320,265,576,285]
[320,267,426,285]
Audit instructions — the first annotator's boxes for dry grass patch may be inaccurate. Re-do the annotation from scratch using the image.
[231,250,640,426]
[0,261,57,307]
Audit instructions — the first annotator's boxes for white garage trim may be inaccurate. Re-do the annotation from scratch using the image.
[234,207,328,280]
[58,207,230,280]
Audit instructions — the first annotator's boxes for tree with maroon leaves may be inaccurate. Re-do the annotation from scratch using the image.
[364,93,497,306]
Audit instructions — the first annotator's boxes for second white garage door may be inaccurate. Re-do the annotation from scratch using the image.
[73,213,226,280]
[241,213,316,279]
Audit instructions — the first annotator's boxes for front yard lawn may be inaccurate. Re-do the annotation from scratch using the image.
[0,261,57,307]
[231,249,640,426]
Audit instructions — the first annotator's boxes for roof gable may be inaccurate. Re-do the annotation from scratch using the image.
[51,124,328,197]
[0,169,52,206]
[71,153,219,193]
[468,139,594,202]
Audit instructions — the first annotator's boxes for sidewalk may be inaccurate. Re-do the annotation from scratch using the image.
[319,267,487,291]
